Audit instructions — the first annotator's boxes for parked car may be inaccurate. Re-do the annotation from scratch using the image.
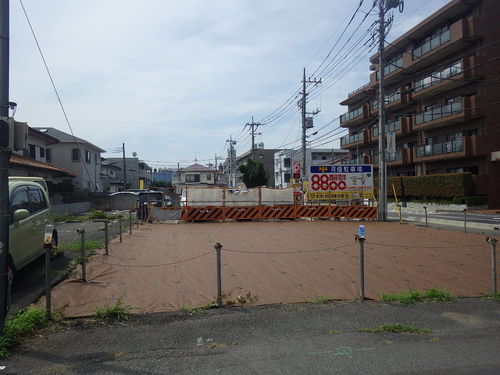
[8,178,58,278]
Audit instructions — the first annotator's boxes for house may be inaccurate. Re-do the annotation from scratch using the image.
[338,0,500,207]
[105,157,153,189]
[33,127,105,192]
[230,148,281,187]
[274,148,348,188]
[173,163,217,191]
[10,127,75,182]
[100,160,122,192]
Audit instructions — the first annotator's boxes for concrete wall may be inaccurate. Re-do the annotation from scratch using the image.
[52,201,91,215]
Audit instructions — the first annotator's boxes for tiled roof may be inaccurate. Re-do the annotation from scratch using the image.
[180,163,215,172]
[33,127,105,152]
[9,154,76,177]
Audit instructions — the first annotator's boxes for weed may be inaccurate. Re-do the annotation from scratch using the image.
[180,301,219,315]
[235,292,258,305]
[60,240,103,254]
[94,300,132,321]
[311,296,337,303]
[487,292,500,302]
[358,323,431,334]
[52,213,75,222]
[381,287,454,305]
[0,308,48,357]
[422,287,454,301]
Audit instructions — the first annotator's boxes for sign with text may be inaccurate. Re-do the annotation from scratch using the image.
[292,161,301,179]
[308,164,374,200]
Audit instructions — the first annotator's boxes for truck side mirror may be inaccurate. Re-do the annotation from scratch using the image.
[13,208,29,222]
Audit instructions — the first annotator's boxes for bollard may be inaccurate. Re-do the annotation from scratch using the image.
[45,243,52,319]
[488,238,497,295]
[104,220,109,255]
[397,203,403,224]
[119,215,123,243]
[464,209,467,233]
[136,210,139,229]
[214,243,222,307]
[77,228,87,282]
[357,225,365,301]
[129,210,133,235]
[423,206,428,228]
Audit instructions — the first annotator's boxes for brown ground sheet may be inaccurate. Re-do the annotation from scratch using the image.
[47,221,493,317]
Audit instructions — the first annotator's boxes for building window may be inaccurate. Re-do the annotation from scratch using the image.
[46,148,51,163]
[85,150,91,164]
[185,174,200,183]
[39,147,45,158]
[95,153,99,165]
[72,148,80,161]
[207,174,211,181]
[284,158,291,168]
[284,173,291,183]
[384,53,403,76]
[412,25,451,59]
[29,144,36,159]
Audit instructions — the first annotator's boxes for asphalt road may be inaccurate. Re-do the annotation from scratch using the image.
[10,215,137,314]
[4,298,500,374]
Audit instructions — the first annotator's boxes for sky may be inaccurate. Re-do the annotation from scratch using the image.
[9,0,451,170]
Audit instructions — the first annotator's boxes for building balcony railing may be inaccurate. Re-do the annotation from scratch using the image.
[415,139,463,158]
[340,106,365,125]
[372,147,413,167]
[412,56,477,101]
[412,95,477,131]
[340,132,363,147]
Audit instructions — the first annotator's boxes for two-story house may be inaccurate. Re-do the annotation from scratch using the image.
[33,127,105,192]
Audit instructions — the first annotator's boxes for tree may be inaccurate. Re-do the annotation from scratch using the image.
[238,159,267,188]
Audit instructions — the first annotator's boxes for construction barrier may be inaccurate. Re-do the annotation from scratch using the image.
[179,204,377,221]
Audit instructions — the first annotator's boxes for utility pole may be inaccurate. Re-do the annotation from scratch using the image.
[0,0,9,333]
[377,0,402,221]
[122,142,126,190]
[227,136,237,187]
[245,116,262,159]
[299,67,321,183]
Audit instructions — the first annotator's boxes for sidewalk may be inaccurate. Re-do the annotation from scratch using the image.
[5,298,500,374]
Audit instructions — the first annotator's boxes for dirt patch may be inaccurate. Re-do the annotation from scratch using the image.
[46,220,492,317]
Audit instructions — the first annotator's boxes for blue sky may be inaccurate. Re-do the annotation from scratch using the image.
[10,0,450,169]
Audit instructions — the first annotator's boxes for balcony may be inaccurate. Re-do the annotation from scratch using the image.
[340,155,369,165]
[407,17,478,73]
[340,104,367,126]
[412,56,477,100]
[340,83,372,106]
[413,96,476,131]
[372,147,413,167]
[340,131,366,149]
[414,135,477,162]
[370,117,411,143]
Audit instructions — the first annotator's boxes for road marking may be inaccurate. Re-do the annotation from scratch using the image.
[307,346,376,359]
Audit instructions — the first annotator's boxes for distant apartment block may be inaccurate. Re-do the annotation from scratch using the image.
[339,0,500,207]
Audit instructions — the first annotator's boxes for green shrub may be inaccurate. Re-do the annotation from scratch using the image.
[87,209,107,220]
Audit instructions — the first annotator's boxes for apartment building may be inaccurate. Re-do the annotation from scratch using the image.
[339,0,500,207]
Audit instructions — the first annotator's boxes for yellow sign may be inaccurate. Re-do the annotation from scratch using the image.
[139,179,144,190]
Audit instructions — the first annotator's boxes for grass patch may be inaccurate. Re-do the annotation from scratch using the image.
[94,300,132,321]
[0,308,48,357]
[310,296,337,304]
[52,213,75,222]
[358,323,431,334]
[60,240,103,253]
[487,292,500,302]
[381,287,454,305]
[180,301,219,315]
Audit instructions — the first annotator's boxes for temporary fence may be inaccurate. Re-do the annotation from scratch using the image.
[42,222,499,317]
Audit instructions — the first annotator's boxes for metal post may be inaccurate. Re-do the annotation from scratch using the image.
[78,229,86,282]
[301,68,307,185]
[104,220,109,255]
[423,206,428,228]
[464,209,467,233]
[377,0,387,221]
[0,0,10,335]
[44,244,51,320]
[489,238,497,295]
[119,215,122,243]
[129,210,132,235]
[122,142,126,190]
[359,237,365,301]
[214,243,222,307]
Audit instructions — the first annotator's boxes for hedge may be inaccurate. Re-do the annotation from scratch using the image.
[378,173,474,199]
